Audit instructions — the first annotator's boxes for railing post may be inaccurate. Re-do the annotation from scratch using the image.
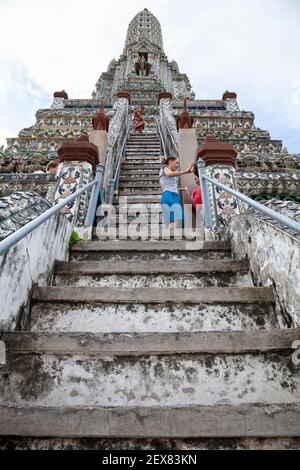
[0,340,6,365]
[197,159,213,228]
[85,163,105,226]
[108,178,116,206]
[105,178,116,228]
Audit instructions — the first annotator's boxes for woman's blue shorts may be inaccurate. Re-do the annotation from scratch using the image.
[160,191,183,226]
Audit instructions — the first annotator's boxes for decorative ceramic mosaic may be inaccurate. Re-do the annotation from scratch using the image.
[52,161,93,226]
[0,191,51,241]
[205,165,241,226]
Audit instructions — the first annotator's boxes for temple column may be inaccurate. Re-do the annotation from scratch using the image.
[176,101,197,228]
[178,128,198,229]
[54,135,99,234]
[197,134,240,239]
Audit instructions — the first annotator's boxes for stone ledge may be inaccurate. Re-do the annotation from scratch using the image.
[1,329,299,356]
[54,259,249,275]
[0,404,299,437]
[32,286,275,304]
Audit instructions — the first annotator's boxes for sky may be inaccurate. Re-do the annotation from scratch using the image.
[0,0,299,152]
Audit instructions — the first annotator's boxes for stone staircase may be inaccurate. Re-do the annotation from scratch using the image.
[0,132,300,450]
[117,132,162,202]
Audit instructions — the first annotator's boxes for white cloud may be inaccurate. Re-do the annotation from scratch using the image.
[0,0,299,151]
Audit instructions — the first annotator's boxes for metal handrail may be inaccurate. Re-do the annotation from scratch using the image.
[197,158,300,234]
[114,115,132,192]
[85,163,105,226]
[105,115,131,227]
[0,171,101,256]
[155,117,166,156]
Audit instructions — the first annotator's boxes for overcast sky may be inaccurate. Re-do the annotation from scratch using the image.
[0,0,299,152]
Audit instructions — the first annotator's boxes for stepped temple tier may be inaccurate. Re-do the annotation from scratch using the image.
[0,8,299,450]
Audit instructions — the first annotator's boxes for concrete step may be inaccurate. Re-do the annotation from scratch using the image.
[90,228,204,241]
[120,172,159,178]
[119,180,160,186]
[2,329,297,356]
[127,143,160,147]
[53,259,250,289]
[125,152,161,156]
[72,239,231,252]
[119,182,160,188]
[121,163,161,168]
[53,272,251,289]
[33,286,275,304]
[74,238,232,261]
[125,149,161,153]
[115,195,161,200]
[120,170,159,178]
[125,152,161,162]
[1,404,299,438]
[29,301,276,333]
[111,209,162,216]
[2,436,300,450]
[55,259,249,275]
[122,161,161,166]
[109,214,163,223]
[128,136,158,140]
[107,203,162,213]
[125,146,161,151]
[123,158,160,162]
[118,192,161,197]
[0,343,298,408]
[115,196,161,203]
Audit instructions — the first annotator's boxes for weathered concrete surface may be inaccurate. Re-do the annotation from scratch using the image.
[70,249,231,262]
[71,240,230,252]
[0,404,300,437]
[54,259,251,288]
[225,214,300,327]
[53,272,252,289]
[1,352,299,407]
[0,213,72,331]
[55,259,249,274]
[29,302,276,333]
[2,329,299,355]
[33,286,275,304]
[1,436,300,449]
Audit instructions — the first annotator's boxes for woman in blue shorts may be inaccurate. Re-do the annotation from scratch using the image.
[159,156,194,229]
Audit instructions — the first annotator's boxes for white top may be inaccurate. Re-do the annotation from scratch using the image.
[159,166,179,194]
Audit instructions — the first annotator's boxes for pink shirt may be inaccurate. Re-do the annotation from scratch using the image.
[192,187,202,210]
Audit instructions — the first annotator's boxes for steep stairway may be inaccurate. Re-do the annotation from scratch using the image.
[116,132,162,203]
[0,132,300,449]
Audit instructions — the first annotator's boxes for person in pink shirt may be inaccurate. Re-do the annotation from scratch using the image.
[184,165,202,210]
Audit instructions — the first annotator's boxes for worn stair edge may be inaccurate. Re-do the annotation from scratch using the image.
[2,329,299,356]
[0,404,299,438]
[71,240,231,252]
[55,259,249,275]
[32,286,275,304]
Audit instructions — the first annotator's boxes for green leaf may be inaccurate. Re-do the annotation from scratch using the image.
[69,230,84,247]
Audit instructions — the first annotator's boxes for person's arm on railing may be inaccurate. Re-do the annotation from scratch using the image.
[163,163,194,178]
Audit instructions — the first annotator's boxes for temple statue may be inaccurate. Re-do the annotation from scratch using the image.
[132,107,145,134]
[135,54,151,77]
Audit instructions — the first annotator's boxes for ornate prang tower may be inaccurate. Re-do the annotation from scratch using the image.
[93,8,192,105]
